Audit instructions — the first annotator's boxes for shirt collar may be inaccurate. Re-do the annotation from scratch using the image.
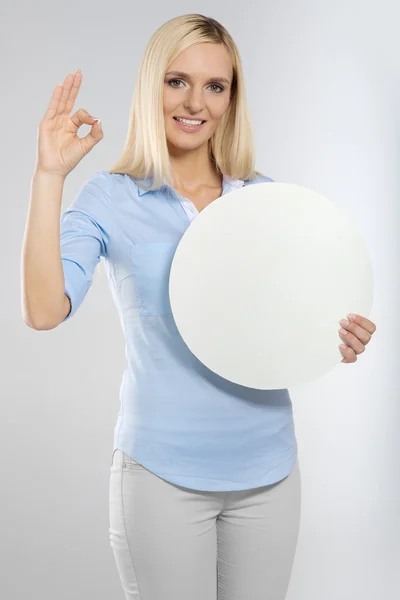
[135,173,245,196]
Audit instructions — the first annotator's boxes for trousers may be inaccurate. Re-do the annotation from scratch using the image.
[109,448,301,600]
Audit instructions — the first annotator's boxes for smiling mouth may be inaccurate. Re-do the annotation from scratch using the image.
[173,117,206,124]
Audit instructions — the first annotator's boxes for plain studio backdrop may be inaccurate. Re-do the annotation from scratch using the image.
[1,1,399,599]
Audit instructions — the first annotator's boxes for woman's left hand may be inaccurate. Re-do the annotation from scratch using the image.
[338,313,377,363]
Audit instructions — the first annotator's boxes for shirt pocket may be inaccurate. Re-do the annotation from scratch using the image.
[127,241,179,317]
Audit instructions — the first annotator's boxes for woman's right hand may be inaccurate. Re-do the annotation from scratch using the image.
[35,70,103,178]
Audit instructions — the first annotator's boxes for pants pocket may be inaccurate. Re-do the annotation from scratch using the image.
[110,448,119,467]
[122,451,143,469]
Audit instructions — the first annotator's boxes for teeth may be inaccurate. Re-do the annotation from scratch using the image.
[176,118,203,125]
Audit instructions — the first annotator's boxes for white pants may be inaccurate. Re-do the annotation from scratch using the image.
[109,449,301,600]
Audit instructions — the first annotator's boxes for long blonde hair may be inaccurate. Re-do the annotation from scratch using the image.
[108,14,263,191]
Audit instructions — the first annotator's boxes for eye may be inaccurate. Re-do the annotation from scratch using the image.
[168,79,183,88]
[167,79,224,93]
[209,83,224,93]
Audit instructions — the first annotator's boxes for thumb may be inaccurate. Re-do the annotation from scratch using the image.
[84,119,103,148]
[92,118,103,135]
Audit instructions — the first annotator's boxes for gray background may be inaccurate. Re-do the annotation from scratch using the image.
[2,1,399,598]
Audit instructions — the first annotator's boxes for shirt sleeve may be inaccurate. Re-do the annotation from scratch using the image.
[60,170,115,323]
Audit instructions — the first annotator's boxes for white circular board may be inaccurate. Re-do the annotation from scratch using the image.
[169,183,374,389]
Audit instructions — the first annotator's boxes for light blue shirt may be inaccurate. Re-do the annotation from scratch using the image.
[60,170,298,491]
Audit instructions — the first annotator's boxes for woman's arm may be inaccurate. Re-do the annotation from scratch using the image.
[22,169,72,329]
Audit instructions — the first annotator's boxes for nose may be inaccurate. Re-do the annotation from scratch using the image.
[183,85,206,113]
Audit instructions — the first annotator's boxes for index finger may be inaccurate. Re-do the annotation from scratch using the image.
[348,314,376,334]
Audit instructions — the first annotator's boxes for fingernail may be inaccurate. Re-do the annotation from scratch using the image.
[347,313,357,321]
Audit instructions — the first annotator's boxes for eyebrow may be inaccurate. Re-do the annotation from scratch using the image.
[165,71,231,85]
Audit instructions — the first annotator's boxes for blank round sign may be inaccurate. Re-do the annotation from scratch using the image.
[169,183,374,390]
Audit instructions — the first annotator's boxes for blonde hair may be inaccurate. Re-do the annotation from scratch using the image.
[109,14,263,191]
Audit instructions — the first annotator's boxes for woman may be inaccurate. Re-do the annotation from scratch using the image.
[23,13,376,600]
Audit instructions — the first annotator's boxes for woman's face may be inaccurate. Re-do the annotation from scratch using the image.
[163,42,233,153]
